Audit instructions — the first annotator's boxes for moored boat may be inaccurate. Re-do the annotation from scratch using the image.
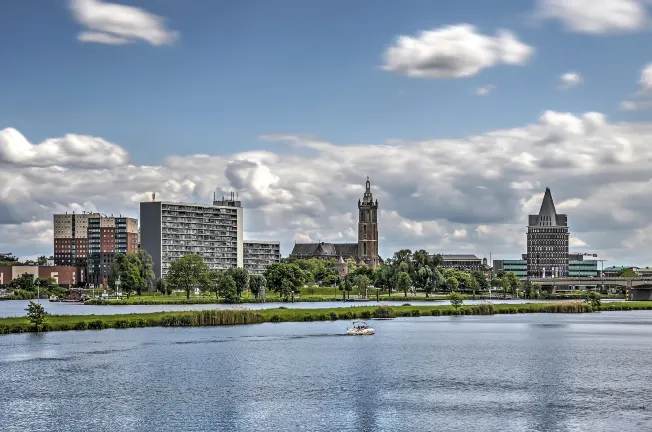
[346,321,374,336]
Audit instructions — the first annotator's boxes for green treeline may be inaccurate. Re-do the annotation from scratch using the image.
[2,301,652,335]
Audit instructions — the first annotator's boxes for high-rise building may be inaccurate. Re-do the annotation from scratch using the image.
[53,212,100,267]
[526,187,569,277]
[244,241,281,274]
[140,193,244,279]
[87,216,139,286]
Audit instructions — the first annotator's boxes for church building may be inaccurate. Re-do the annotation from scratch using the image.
[290,177,381,269]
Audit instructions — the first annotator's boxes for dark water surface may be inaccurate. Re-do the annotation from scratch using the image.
[0,298,621,318]
[1,312,651,432]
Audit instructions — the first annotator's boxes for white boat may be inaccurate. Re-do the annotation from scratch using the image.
[346,321,375,336]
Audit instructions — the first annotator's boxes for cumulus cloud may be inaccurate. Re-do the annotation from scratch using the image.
[476,85,496,96]
[0,128,129,168]
[534,0,650,34]
[621,63,652,110]
[559,72,583,89]
[5,111,652,265]
[70,0,179,46]
[381,24,533,79]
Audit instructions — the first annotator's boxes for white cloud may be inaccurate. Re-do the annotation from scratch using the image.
[535,0,650,34]
[381,24,533,79]
[559,72,583,89]
[476,85,496,96]
[6,111,652,265]
[569,236,587,247]
[0,128,129,168]
[70,0,179,46]
[621,63,652,110]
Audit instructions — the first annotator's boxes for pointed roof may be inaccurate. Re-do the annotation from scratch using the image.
[337,255,345,264]
[538,187,557,221]
[362,176,374,204]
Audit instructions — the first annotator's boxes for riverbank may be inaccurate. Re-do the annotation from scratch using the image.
[1,301,650,335]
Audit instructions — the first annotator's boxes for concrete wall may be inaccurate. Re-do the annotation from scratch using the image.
[38,266,83,286]
[140,202,162,279]
[12,266,39,280]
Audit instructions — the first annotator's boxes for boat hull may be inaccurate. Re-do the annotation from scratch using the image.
[346,328,375,336]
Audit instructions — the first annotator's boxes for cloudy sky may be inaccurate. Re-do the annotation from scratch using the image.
[2,0,652,266]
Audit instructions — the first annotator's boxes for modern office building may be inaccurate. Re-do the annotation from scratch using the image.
[244,241,281,274]
[140,193,244,279]
[87,216,139,286]
[567,253,599,278]
[492,259,527,277]
[526,187,569,277]
[53,212,100,266]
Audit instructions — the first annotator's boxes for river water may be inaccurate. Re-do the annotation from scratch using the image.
[0,298,623,318]
[1,312,651,431]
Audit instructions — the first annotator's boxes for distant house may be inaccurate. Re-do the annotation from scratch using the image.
[438,254,486,272]
[602,266,639,277]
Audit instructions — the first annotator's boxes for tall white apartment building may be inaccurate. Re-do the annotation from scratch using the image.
[244,241,281,274]
[140,193,244,279]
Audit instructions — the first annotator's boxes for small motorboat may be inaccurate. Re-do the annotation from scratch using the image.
[49,295,59,302]
[346,321,374,336]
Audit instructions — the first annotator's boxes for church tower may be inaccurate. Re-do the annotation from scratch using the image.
[358,177,379,268]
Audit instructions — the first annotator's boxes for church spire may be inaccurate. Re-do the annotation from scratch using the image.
[362,176,374,204]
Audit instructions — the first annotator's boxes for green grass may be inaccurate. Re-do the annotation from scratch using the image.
[2,301,652,335]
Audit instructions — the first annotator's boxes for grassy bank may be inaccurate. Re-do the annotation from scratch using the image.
[1,301,651,335]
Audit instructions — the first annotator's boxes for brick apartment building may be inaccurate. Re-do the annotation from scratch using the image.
[53,212,138,287]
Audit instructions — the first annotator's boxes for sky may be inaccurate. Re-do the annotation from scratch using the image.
[1,0,652,266]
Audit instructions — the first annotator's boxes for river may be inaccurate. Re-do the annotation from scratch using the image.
[0,298,624,318]
[1,311,651,431]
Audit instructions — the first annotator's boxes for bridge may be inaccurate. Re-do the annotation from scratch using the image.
[524,277,652,300]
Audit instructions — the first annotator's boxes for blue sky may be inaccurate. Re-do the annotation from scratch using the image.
[1,0,650,165]
[3,0,652,265]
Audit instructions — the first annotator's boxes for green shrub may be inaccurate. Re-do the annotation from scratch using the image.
[373,306,394,318]
[411,309,421,317]
[88,320,105,330]
[0,325,8,334]
[317,314,327,321]
[338,311,353,320]
[56,323,71,331]
[430,309,441,316]
[74,321,88,330]
[360,310,372,319]
[328,311,338,320]
[114,320,130,329]
[270,315,281,323]
[302,315,314,322]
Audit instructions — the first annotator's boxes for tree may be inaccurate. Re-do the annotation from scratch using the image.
[354,274,370,299]
[165,254,208,299]
[135,250,156,295]
[108,253,143,298]
[397,271,412,297]
[225,267,249,297]
[446,277,459,292]
[202,270,222,300]
[264,263,305,300]
[504,272,521,298]
[413,266,433,297]
[448,292,464,310]
[522,279,534,299]
[37,255,48,265]
[249,274,266,299]
[617,268,638,277]
[155,278,168,296]
[25,301,47,331]
[472,271,489,292]
[583,290,602,309]
[218,275,239,303]
[373,265,392,296]
[10,273,36,290]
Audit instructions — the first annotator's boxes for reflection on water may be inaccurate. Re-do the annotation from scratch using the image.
[0,298,625,318]
[1,312,652,431]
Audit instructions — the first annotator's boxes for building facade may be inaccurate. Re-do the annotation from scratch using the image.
[492,259,527,277]
[140,194,244,279]
[526,188,569,277]
[290,178,381,268]
[0,266,85,286]
[440,254,484,271]
[53,212,100,267]
[87,216,139,286]
[243,241,281,274]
